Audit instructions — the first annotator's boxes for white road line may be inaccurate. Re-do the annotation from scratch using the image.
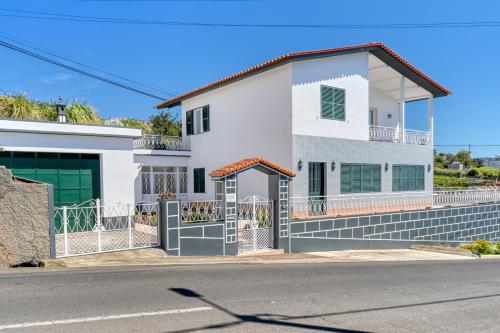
[0,306,212,330]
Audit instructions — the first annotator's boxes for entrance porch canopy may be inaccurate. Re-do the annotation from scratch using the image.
[209,157,295,179]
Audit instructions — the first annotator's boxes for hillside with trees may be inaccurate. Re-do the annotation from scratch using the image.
[434,150,499,188]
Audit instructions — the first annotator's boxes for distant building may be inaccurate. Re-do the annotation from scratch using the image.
[449,161,464,170]
[481,157,500,169]
[104,117,126,126]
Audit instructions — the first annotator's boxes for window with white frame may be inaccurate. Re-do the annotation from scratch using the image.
[140,166,187,201]
[186,105,210,135]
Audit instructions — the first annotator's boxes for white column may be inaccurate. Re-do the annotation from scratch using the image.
[399,75,405,143]
[149,170,154,202]
[175,167,180,199]
[427,95,434,145]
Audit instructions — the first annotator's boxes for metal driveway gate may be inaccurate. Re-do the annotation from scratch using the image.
[237,196,274,254]
[53,200,159,257]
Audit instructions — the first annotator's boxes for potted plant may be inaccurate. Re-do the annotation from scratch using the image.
[159,191,176,200]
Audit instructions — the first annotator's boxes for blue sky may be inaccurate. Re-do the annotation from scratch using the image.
[0,0,499,157]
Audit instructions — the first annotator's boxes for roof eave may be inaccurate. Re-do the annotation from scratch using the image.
[369,47,450,98]
[156,43,450,109]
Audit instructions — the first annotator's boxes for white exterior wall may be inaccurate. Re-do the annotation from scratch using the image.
[0,120,141,205]
[181,64,293,200]
[368,85,400,128]
[291,52,370,140]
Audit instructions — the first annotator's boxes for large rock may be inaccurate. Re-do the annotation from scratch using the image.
[0,167,50,267]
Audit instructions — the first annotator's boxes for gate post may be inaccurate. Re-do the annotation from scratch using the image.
[159,199,180,256]
[96,198,102,252]
[269,175,290,253]
[127,203,133,249]
[252,195,257,251]
[62,206,68,256]
[224,174,238,256]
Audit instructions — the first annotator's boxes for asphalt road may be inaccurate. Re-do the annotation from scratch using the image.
[1,259,500,332]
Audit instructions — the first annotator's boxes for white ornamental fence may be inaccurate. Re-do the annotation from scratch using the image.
[369,126,431,145]
[181,200,224,223]
[291,188,499,219]
[54,199,159,257]
[133,134,190,151]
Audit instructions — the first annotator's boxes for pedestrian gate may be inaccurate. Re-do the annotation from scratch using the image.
[237,196,274,254]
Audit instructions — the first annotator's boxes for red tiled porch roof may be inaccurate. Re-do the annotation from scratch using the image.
[209,157,295,178]
[156,42,450,109]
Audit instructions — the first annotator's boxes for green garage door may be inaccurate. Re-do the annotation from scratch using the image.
[0,151,100,207]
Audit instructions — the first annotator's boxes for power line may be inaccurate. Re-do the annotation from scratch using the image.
[0,38,169,100]
[2,8,500,29]
[435,145,500,147]
[0,31,177,97]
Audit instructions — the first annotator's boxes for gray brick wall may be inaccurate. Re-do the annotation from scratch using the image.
[292,134,433,197]
[290,203,500,243]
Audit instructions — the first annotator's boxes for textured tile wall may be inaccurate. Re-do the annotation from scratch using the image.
[290,203,500,243]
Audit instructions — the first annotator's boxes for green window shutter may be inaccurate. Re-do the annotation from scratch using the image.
[416,166,425,190]
[341,164,380,194]
[392,165,425,192]
[202,105,210,132]
[372,165,381,192]
[333,88,346,120]
[392,166,401,191]
[186,110,193,135]
[193,168,205,193]
[320,86,334,119]
[340,164,351,194]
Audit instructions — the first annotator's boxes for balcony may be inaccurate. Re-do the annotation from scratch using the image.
[369,126,431,145]
[133,134,190,151]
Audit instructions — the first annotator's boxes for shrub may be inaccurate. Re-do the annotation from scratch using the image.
[467,169,480,177]
[459,240,499,255]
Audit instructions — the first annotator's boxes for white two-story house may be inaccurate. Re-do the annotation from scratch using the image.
[0,42,449,212]
[153,42,449,204]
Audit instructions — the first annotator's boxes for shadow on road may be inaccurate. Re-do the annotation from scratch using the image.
[264,292,500,321]
[166,288,500,332]
[166,288,372,333]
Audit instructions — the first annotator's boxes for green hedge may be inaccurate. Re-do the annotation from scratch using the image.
[434,167,465,177]
[467,167,500,179]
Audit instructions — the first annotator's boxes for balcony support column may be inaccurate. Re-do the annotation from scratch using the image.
[427,95,434,145]
[399,75,405,143]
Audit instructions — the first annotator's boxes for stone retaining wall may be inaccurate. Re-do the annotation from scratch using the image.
[0,166,52,267]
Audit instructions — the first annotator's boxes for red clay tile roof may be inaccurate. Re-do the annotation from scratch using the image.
[156,42,450,109]
[209,157,295,178]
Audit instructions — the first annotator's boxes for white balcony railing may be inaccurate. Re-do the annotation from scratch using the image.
[291,188,499,219]
[134,135,190,151]
[369,126,431,145]
[181,200,224,223]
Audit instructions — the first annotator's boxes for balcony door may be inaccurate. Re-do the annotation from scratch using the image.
[369,108,377,126]
[308,162,325,198]
[308,162,325,216]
